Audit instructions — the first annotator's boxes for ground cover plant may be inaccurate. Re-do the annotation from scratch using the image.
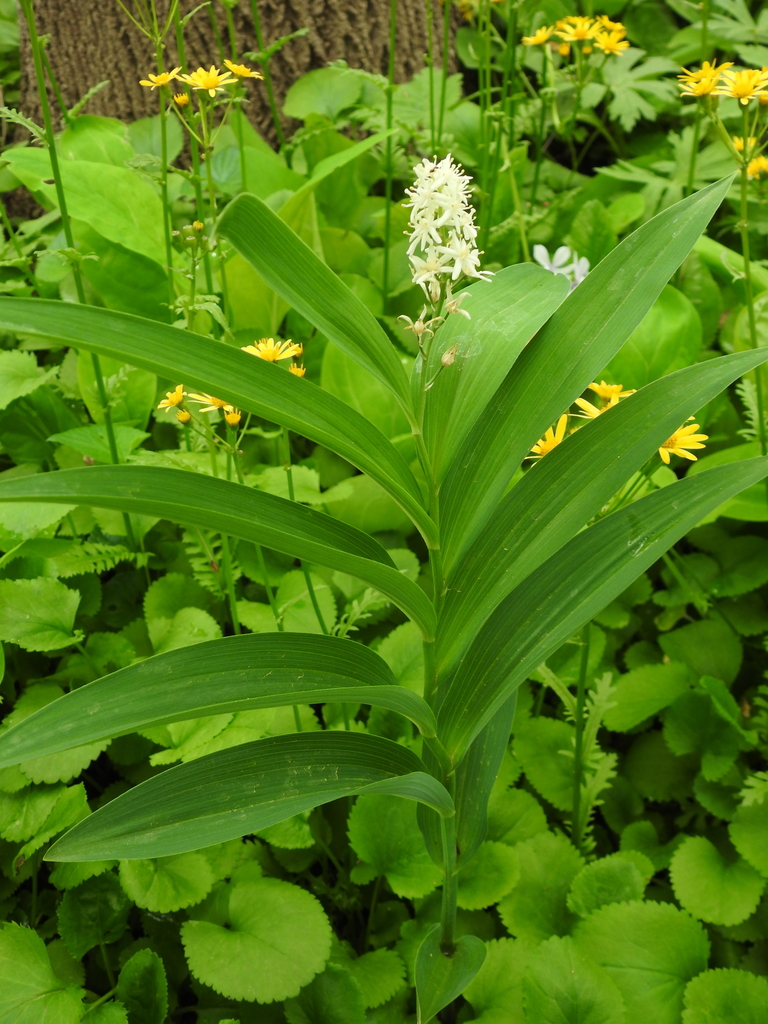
[2,0,768,1021]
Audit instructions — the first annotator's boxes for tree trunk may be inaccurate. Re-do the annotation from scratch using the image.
[17,0,450,141]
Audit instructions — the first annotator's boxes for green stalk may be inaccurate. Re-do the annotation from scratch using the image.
[437,0,452,146]
[0,197,36,287]
[248,0,285,146]
[280,427,329,634]
[509,162,530,261]
[41,49,71,125]
[480,1,517,250]
[685,105,702,197]
[439,806,458,954]
[20,0,135,546]
[530,53,547,207]
[382,0,397,309]
[173,7,215,293]
[571,622,590,852]
[155,43,175,301]
[739,105,768,459]
[427,0,436,151]
[207,2,226,63]
[222,2,248,192]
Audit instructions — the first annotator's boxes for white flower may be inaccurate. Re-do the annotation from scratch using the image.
[398,307,443,342]
[444,285,471,319]
[404,154,492,305]
[533,244,590,289]
[533,244,573,276]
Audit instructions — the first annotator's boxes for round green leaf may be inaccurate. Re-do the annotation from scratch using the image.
[284,963,366,1024]
[567,855,646,918]
[730,799,768,876]
[347,794,442,899]
[682,968,768,1024]
[457,841,520,910]
[181,876,332,1002]
[343,950,405,1010]
[487,787,547,847]
[463,937,532,1021]
[513,718,574,812]
[523,935,626,1024]
[119,852,216,912]
[670,836,766,926]
[57,873,131,960]
[604,284,702,389]
[574,901,710,1024]
[0,922,84,1024]
[497,832,584,942]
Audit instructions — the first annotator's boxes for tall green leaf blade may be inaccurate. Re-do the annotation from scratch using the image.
[436,348,768,674]
[0,467,436,639]
[47,733,454,861]
[0,298,434,543]
[439,457,768,762]
[438,177,734,571]
[422,265,569,478]
[0,633,438,769]
[219,193,412,411]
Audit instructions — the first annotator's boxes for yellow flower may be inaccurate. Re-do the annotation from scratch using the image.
[139,68,181,90]
[658,422,708,464]
[596,15,626,36]
[173,92,190,107]
[679,60,733,83]
[747,155,768,178]
[192,220,205,232]
[594,31,629,56]
[241,338,304,362]
[188,392,229,413]
[289,364,306,377]
[574,397,604,419]
[522,26,554,46]
[582,44,593,55]
[224,406,242,426]
[556,16,596,42]
[176,409,191,424]
[558,42,571,57]
[530,414,568,458]
[181,65,237,97]
[157,384,186,409]
[714,68,768,105]
[733,135,758,151]
[588,381,636,402]
[223,58,264,80]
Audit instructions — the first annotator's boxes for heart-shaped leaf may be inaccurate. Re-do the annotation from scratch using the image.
[415,924,486,1023]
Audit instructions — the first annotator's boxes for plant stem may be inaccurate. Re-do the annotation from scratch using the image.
[530,53,547,207]
[20,0,134,546]
[437,0,451,146]
[427,0,436,151]
[363,875,383,951]
[509,161,530,262]
[248,0,285,146]
[280,427,329,634]
[439,810,458,954]
[155,43,175,301]
[739,106,768,459]
[571,622,590,853]
[99,943,115,989]
[382,0,397,309]
[685,105,702,198]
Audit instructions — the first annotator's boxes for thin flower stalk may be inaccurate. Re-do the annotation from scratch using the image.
[382,0,397,308]
[247,0,285,147]
[19,0,135,546]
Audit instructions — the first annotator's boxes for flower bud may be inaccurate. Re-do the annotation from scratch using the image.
[441,344,459,367]
[176,409,191,424]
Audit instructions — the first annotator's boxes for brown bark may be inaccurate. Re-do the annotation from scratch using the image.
[17,0,450,141]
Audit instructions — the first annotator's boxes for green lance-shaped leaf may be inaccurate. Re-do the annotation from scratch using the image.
[421,265,569,480]
[436,348,768,675]
[0,298,435,544]
[437,176,734,572]
[439,457,768,764]
[0,633,438,769]
[219,192,412,413]
[0,466,436,639]
[47,732,455,861]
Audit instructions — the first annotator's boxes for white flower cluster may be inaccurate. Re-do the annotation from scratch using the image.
[533,244,590,290]
[404,155,493,309]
